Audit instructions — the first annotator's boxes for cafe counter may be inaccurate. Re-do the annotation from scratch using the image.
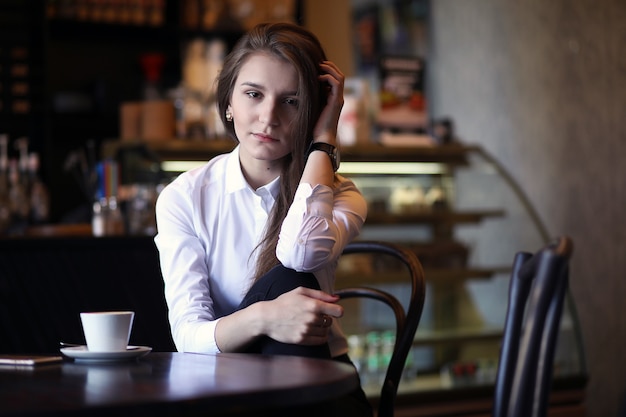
[0,234,176,354]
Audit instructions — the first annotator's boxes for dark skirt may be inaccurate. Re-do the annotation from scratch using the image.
[237,264,374,417]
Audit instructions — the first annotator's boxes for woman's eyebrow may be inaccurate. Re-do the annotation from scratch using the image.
[240,81,264,89]
[240,81,298,96]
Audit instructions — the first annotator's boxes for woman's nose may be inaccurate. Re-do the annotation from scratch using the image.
[259,100,279,126]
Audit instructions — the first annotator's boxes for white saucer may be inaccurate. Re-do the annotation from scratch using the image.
[60,346,152,363]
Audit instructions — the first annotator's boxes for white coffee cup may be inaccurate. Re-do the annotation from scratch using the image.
[80,311,135,352]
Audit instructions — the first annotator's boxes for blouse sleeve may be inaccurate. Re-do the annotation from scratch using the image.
[154,180,222,354]
[276,176,368,271]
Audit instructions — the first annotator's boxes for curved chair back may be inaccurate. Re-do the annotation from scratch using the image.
[493,236,573,417]
[337,241,426,417]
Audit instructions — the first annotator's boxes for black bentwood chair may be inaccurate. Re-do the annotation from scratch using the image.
[337,241,426,417]
[492,236,574,417]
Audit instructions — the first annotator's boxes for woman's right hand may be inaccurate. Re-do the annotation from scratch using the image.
[215,286,343,352]
[261,286,344,346]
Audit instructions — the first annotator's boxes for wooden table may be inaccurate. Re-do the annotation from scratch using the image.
[0,352,359,417]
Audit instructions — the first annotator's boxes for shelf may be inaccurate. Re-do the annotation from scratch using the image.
[423,266,510,282]
[132,139,237,160]
[108,139,477,165]
[342,143,475,164]
[48,18,245,45]
[337,267,510,286]
[365,209,505,225]
[413,327,503,347]
[47,19,177,44]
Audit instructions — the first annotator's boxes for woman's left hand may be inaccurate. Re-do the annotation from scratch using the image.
[313,61,345,144]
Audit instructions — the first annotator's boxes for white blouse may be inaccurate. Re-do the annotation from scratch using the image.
[154,145,367,356]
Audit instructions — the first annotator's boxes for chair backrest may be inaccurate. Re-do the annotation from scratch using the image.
[337,240,426,417]
[493,236,574,417]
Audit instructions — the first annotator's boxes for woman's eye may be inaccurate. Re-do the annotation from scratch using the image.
[246,91,260,99]
[284,97,298,107]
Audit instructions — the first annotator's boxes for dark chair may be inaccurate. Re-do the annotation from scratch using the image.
[336,241,426,417]
[492,236,574,417]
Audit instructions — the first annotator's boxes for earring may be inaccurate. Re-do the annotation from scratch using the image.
[225,110,233,122]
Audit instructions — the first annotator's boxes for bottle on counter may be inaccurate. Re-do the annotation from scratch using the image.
[0,134,10,234]
[8,159,30,232]
[28,153,50,225]
[91,196,125,237]
[92,199,105,237]
[92,159,125,237]
[104,196,125,236]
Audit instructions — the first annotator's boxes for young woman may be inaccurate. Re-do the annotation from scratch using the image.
[154,22,370,415]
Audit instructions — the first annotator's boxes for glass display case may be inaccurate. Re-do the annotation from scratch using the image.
[332,143,588,414]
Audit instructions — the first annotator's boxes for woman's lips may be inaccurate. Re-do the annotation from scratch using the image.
[254,133,277,142]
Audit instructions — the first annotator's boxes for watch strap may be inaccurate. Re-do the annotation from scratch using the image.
[305,142,339,171]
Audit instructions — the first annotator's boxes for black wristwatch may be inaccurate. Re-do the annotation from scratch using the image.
[305,142,340,172]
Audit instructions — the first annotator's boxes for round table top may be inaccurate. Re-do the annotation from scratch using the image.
[0,351,359,416]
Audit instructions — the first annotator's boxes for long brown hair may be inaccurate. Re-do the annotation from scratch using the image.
[216,23,329,280]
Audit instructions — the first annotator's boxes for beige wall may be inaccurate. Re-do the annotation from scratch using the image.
[304,0,355,76]
[428,1,626,416]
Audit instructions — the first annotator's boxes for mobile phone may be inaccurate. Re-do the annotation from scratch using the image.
[0,355,63,366]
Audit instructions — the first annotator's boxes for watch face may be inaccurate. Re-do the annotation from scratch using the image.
[333,148,340,171]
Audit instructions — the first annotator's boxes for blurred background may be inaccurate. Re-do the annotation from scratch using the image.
[0,1,624,415]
